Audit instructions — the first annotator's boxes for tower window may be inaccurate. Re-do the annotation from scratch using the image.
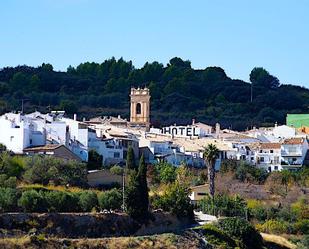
[136,103,142,114]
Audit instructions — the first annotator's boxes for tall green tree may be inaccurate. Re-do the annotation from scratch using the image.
[126,146,136,171]
[203,144,219,209]
[137,154,149,214]
[125,154,149,220]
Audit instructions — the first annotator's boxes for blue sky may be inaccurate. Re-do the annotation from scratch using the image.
[1,0,308,86]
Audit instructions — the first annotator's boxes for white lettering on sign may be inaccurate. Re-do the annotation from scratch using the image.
[161,126,200,137]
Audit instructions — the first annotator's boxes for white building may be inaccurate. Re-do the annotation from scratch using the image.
[281,138,309,171]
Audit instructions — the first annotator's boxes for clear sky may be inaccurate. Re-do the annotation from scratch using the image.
[1,0,308,86]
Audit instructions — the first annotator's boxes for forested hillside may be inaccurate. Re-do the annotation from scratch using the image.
[1,57,308,130]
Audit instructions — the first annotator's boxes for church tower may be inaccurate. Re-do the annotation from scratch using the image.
[129,87,150,130]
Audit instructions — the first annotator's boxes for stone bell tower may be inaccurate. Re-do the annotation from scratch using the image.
[129,87,150,130]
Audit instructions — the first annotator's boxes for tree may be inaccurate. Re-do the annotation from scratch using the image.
[203,144,219,206]
[126,146,136,171]
[87,150,103,170]
[250,67,280,89]
[152,181,193,219]
[125,171,142,219]
[137,154,149,215]
[59,100,78,114]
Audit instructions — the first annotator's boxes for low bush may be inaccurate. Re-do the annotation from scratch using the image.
[0,187,19,212]
[109,165,123,175]
[196,224,237,248]
[18,190,46,212]
[218,217,263,249]
[255,219,289,234]
[78,190,98,212]
[44,191,79,212]
[151,182,193,218]
[294,219,309,235]
[199,194,247,217]
[98,188,122,211]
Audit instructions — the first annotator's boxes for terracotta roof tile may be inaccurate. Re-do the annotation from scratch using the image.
[259,143,281,149]
[283,138,304,145]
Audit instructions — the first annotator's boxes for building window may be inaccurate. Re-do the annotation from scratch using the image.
[30,139,33,145]
[270,150,273,153]
[274,166,278,170]
[259,150,263,153]
[114,152,120,158]
[136,103,141,115]
[260,157,264,162]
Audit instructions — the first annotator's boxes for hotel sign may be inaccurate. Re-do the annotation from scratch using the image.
[161,126,200,137]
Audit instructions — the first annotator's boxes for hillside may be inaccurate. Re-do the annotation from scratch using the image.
[1,57,309,130]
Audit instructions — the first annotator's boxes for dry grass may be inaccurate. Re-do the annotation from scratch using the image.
[0,233,199,249]
[261,233,297,249]
[0,236,30,246]
[17,183,100,193]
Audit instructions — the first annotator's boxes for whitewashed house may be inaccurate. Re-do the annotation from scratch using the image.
[281,138,309,171]
[255,143,282,172]
[0,113,45,153]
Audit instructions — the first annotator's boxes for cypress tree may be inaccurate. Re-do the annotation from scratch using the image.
[126,146,136,171]
[137,154,149,214]
[125,154,149,220]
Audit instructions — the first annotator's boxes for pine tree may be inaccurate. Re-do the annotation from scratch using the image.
[126,146,136,171]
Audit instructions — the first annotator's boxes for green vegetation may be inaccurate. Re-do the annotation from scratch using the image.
[218,217,263,249]
[199,194,247,218]
[98,188,122,211]
[126,146,136,171]
[125,154,150,220]
[203,144,219,205]
[1,58,308,129]
[87,150,103,170]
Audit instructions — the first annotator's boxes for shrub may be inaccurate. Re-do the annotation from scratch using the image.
[235,161,268,183]
[110,165,123,175]
[0,174,17,188]
[0,187,19,212]
[199,194,246,217]
[218,217,263,249]
[98,188,122,211]
[291,197,309,220]
[44,191,79,212]
[78,191,98,212]
[23,156,87,187]
[18,190,46,212]
[196,224,237,248]
[255,219,289,234]
[0,153,25,178]
[220,159,238,174]
[294,219,309,235]
[151,181,193,218]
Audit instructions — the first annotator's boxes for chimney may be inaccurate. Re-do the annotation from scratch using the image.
[73,114,77,121]
[192,118,196,125]
[83,117,86,122]
[118,115,121,119]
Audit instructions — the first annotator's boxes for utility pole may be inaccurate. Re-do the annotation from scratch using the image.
[122,169,125,212]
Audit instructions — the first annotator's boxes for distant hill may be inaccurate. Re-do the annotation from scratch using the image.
[1,57,309,130]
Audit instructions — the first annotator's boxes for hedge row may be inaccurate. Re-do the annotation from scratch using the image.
[0,187,122,213]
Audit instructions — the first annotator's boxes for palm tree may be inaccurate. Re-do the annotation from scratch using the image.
[203,144,219,213]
